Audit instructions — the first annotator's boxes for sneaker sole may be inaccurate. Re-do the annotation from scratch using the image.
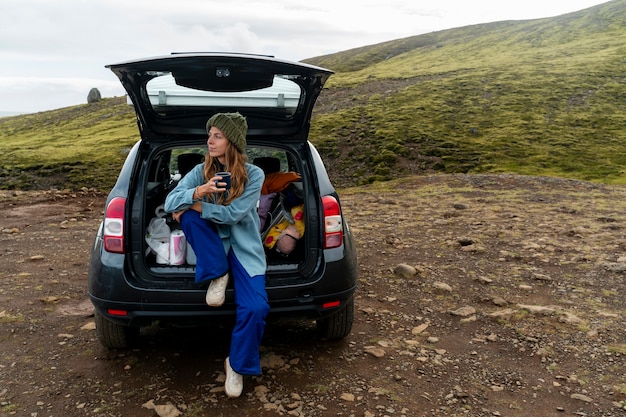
[206,295,225,307]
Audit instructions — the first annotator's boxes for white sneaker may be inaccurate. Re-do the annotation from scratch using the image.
[224,357,243,398]
[206,273,229,307]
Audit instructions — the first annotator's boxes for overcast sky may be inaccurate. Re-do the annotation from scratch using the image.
[0,0,611,115]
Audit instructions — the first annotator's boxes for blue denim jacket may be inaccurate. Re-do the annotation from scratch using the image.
[164,162,266,277]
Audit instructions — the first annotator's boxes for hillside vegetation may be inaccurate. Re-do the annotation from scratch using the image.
[305,0,626,186]
[1,0,625,191]
[0,97,136,190]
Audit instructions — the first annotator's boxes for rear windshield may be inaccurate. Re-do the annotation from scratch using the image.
[144,73,301,117]
[164,147,293,180]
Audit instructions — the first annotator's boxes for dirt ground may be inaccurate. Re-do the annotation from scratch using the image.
[1,174,626,417]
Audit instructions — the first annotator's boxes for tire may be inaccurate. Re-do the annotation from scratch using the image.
[94,311,139,349]
[316,298,354,340]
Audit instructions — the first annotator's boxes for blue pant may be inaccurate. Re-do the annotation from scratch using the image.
[180,210,269,375]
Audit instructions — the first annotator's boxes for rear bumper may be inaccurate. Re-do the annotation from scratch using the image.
[89,238,357,328]
[89,284,356,328]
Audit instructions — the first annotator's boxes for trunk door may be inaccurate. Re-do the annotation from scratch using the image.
[106,53,333,143]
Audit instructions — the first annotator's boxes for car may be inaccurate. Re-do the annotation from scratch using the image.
[88,53,358,349]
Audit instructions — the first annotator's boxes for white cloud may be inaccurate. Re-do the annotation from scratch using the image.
[0,0,611,113]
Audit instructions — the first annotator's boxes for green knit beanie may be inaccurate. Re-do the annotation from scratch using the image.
[206,112,248,153]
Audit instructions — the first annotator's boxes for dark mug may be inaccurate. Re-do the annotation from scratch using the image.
[215,172,231,190]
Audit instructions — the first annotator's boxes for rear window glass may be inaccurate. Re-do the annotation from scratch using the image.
[145,73,301,117]
[165,147,292,180]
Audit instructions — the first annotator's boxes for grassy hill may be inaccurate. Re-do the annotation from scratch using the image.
[305,0,626,186]
[1,0,625,191]
[0,97,137,190]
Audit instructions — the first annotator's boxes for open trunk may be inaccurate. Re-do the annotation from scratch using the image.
[128,143,319,289]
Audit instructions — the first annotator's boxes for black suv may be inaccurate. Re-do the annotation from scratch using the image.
[88,53,357,349]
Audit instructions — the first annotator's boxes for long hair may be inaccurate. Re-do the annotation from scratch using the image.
[203,142,248,205]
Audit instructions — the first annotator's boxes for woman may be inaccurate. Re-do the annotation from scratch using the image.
[164,112,269,398]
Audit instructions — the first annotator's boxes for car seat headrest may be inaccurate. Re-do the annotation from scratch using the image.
[253,157,281,175]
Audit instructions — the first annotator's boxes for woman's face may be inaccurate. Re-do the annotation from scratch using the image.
[207,126,230,164]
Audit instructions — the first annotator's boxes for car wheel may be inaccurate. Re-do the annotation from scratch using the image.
[316,298,354,340]
[94,311,139,349]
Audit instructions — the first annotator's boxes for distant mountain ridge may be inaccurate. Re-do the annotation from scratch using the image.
[0,0,624,190]
[303,0,624,73]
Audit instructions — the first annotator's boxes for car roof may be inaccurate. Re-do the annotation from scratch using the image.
[106,53,333,143]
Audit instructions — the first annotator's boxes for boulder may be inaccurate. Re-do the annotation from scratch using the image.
[87,88,101,104]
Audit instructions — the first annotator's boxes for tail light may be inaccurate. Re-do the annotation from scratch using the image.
[103,197,126,253]
[322,195,343,249]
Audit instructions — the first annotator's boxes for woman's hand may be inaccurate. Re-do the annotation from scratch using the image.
[195,178,227,200]
[172,209,187,223]
[209,175,229,192]
[173,179,226,223]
